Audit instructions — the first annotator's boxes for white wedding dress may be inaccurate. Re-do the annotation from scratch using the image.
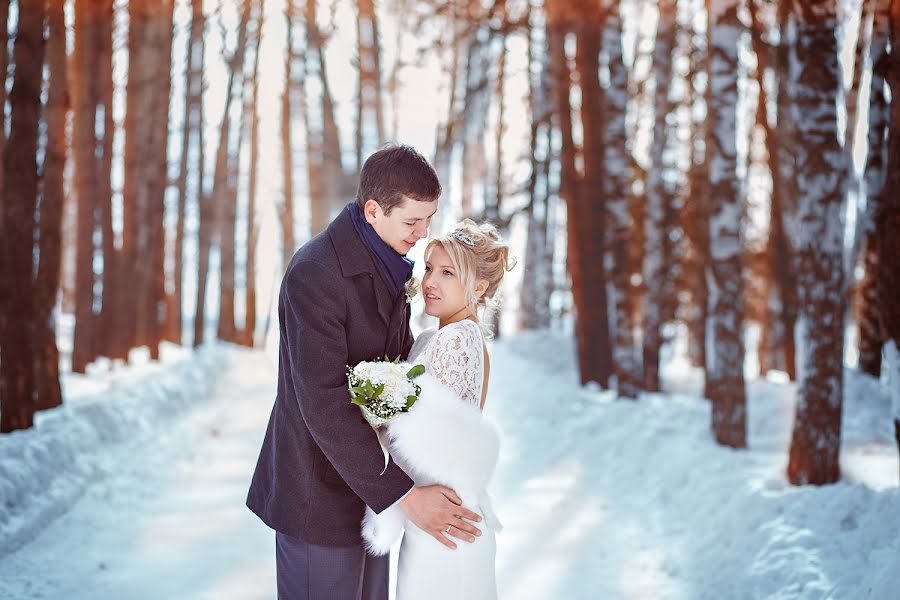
[364,319,501,600]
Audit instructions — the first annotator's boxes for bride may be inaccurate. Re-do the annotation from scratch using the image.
[362,219,515,600]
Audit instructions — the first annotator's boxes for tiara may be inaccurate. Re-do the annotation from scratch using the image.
[447,230,476,247]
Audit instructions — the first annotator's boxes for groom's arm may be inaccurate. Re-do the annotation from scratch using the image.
[284,259,413,513]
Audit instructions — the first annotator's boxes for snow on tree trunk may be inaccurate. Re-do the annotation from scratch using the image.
[856,0,891,376]
[705,0,746,448]
[787,0,845,485]
[643,0,676,393]
[604,0,641,399]
[0,0,46,432]
[33,0,68,411]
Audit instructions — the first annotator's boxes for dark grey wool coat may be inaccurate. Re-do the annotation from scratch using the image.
[246,205,415,547]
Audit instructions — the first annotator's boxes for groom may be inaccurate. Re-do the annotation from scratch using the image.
[247,144,482,599]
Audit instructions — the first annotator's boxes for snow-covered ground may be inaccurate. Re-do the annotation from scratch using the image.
[1,332,897,599]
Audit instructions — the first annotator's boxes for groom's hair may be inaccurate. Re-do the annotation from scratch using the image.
[356,144,441,215]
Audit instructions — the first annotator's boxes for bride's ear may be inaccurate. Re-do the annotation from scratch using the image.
[363,199,381,225]
[474,279,489,299]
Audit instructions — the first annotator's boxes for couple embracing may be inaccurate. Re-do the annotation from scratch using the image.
[246,144,514,599]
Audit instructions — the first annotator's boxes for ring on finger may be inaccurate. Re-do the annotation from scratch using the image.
[445,524,452,533]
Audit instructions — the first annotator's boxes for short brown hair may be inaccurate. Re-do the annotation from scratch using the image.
[355,144,441,215]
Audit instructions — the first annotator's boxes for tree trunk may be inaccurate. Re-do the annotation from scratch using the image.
[355,0,385,171]
[547,14,588,383]
[643,0,676,392]
[71,0,102,374]
[857,0,891,376]
[243,0,264,347]
[0,0,46,432]
[305,0,345,235]
[787,0,844,485]
[169,0,205,345]
[0,0,9,410]
[604,0,640,398]
[217,0,252,344]
[519,7,553,331]
[98,0,122,360]
[33,0,68,412]
[706,0,747,448]
[576,12,612,387]
[279,0,298,270]
[459,25,492,218]
[877,0,899,476]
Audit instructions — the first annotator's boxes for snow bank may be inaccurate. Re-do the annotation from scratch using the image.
[0,344,225,555]
[490,329,899,599]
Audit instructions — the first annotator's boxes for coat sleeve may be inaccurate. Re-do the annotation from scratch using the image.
[283,259,414,513]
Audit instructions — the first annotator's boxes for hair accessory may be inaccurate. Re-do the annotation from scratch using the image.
[448,230,476,247]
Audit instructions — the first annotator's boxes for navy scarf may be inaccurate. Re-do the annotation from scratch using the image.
[347,202,414,298]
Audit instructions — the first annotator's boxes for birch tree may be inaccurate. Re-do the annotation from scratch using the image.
[706,0,746,448]
[787,0,845,485]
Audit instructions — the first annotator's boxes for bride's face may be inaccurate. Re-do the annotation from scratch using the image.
[422,244,468,320]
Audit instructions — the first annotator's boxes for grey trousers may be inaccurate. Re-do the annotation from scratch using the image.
[275,531,389,600]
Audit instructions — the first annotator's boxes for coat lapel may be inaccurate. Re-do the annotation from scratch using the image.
[328,204,395,329]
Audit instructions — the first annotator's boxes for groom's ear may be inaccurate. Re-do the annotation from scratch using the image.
[363,199,381,225]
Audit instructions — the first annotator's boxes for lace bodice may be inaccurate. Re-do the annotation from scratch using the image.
[409,320,485,408]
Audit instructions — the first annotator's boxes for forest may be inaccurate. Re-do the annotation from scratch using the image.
[0,0,898,493]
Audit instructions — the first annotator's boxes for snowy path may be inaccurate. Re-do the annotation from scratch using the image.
[0,347,277,599]
[1,335,898,599]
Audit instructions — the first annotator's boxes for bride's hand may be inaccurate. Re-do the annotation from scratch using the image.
[398,485,482,550]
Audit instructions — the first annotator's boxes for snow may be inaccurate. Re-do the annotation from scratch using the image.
[1,332,898,599]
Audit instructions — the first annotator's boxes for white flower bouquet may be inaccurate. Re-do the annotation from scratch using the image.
[348,357,426,427]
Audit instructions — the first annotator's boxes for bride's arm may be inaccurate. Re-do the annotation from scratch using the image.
[426,323,483,407]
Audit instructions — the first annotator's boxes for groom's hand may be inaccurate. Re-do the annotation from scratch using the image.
[398,485,482,550]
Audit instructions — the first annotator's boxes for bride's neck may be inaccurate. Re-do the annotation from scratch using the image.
[439,306,477,329]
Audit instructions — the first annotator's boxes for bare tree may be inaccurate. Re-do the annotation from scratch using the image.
[787,0,844,485]
[0,0,47,432]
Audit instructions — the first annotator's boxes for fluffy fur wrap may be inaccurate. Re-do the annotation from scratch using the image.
[361,372,503,555]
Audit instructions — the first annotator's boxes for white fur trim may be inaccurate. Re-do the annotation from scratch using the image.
[361,373,501,554]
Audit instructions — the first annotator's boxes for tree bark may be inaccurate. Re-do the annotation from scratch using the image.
[706,0,747,448]
[169,0,206,345]
[604,0,640,398]
[644,0,677,393]
[71,0,102,373]
[0,0,46,432]
[576,10,612,387]
[857,0,891,376]
[33,0,69,411]
[787,0,845,485]
[279,0,298,270]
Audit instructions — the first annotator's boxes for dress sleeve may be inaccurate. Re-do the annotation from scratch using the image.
[425,321,483,406]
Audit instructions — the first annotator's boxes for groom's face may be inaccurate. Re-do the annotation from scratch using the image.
[363,196,438,255]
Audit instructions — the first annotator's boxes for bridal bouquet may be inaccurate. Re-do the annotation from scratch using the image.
[348,357,426,427]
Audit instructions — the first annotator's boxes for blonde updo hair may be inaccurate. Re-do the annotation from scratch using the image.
[425,219,517,334]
